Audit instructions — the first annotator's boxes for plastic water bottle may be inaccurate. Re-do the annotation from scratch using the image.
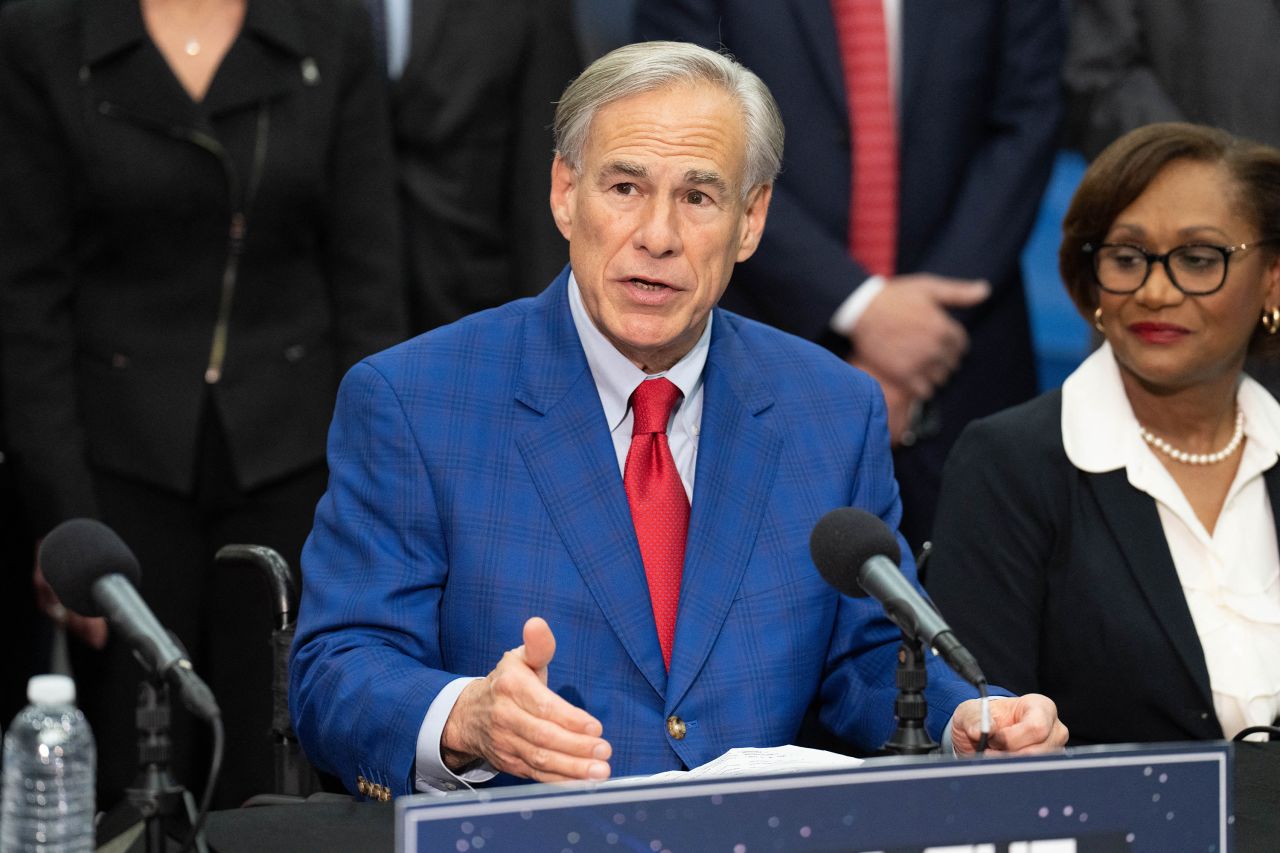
[0,675,95,852]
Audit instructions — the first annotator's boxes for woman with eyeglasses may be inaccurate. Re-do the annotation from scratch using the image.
[925,122,1280,744]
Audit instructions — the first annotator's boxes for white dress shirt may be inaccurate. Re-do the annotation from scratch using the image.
[383,0,411,80]
[1062,343,1280,739]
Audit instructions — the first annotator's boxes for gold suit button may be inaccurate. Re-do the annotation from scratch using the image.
[666,715,686,740]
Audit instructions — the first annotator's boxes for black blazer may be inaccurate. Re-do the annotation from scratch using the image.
[638,0,1065,545]
[0,0,406,533]
[390,0,580,333]
[926,390,1280,744]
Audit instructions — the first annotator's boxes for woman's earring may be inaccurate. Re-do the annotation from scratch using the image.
[1262,306,1280,335]
[1094,307,1104,333]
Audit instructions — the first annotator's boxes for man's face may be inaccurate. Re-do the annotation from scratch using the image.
[550,82,771,373]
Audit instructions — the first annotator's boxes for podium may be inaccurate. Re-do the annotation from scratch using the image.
[396,743,1231,852]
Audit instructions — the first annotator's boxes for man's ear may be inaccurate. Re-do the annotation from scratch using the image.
[734,183,773,263]
[549,156,577,241]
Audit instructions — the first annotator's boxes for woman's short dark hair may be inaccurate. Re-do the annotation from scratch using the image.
[1060,122,1280,352]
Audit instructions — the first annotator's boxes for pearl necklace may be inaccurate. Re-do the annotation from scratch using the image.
[1138,409,1245,465]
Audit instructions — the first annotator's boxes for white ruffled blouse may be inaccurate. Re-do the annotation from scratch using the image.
[1062,343,1280,740]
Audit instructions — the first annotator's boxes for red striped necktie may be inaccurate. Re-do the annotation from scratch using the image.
[833,0,899,276]
[623,377,689,671]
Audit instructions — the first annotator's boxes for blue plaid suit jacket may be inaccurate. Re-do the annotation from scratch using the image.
[290,268,980,795]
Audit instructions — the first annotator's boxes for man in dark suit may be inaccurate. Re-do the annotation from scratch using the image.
[639,1,1066,549]
[384,0,582,333]
[290,41,1066,796]
[1064,0,1280,158]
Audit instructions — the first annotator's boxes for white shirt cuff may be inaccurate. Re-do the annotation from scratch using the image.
[413,676,497,794]
[942,712,957,755]
[829,275,887,335]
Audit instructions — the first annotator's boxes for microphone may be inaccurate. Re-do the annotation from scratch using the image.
[809,507,986,688]
[40,518,221,722]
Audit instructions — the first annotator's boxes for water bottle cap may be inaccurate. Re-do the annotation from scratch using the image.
[27,674,76,706]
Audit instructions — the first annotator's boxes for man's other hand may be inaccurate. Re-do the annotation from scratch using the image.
[847,363,917,446]
[441,617,613,782]
[850,274,990,399]
[34,546,109,650]
[951,694,1068,757]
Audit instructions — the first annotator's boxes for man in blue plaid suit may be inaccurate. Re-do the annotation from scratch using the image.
[289,41,1067,798]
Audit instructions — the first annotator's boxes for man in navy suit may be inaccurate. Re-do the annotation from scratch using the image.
[639,1,1066,549]
[290,41,1065,796]
[381,0,582,334]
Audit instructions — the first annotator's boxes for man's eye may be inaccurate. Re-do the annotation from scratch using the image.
[687,190,708,205]
[613,183,636,195]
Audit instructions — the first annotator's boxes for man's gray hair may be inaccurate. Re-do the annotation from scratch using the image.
[554,41,784,198]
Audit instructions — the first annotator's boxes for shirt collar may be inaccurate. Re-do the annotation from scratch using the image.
[567,271,711,432]
[1062,341,1280,473]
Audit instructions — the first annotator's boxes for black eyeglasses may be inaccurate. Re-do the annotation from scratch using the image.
[1083,239,1278,296]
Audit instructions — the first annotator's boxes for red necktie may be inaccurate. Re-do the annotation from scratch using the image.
[833,0,899,276]
[624,377,689,671]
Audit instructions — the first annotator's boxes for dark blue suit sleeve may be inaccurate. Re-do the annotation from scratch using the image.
[641,0,1065,339]
[912,0,1066,303]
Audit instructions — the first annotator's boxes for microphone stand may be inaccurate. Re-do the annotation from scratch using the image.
[882,635,940,755]
[126,677,207,853]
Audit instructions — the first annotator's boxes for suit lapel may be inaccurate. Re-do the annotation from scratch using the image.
[514,274,669,697]
[665,313,781,711]
[203,0,306,118]
[898,0,932,129]
[82,0,204,132]
[1088,470,1214,708]
[389,0,447,105]
[791,0,848,119]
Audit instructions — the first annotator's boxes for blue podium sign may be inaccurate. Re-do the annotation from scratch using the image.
[397,743,1230,852]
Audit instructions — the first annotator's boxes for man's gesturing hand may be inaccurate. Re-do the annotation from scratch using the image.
[441,617,613,782]
[850,274,990,399]
[951,694,1068,757]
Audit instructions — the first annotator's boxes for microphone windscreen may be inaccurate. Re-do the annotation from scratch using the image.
[809,507,902,598]
[40,518,142,615]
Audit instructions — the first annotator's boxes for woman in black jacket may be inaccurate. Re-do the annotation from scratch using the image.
[926,123,1280,747]
[0,0,405,808]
